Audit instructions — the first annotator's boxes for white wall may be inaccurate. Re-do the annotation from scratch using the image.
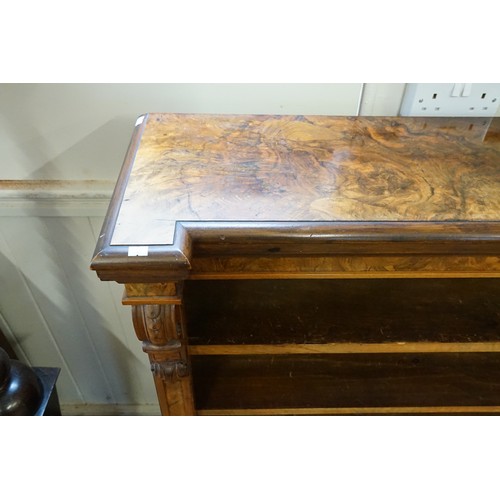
[1,84,365,180]
[0,216,156,404]
[0,83,414,408]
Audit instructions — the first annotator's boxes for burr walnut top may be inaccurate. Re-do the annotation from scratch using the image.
[110,114,500,246]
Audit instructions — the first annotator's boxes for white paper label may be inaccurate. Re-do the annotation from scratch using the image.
[128,246,149,257]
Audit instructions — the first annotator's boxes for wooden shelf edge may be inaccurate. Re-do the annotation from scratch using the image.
[189,342,500,356]
[197,406,500,416]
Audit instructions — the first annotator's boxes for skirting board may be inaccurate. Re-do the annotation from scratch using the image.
[61,404,162,416]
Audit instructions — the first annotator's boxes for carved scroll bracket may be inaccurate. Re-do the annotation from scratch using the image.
[150,360,189,381]
[132,301,190,383]
[143,339,189,382]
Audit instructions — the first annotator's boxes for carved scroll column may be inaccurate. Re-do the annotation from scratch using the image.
[127,282,195,416]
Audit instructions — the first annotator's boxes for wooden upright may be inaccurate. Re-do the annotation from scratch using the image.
[91,114,500,415]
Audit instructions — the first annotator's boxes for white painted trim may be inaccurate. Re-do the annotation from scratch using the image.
[0,180,113,216]
[60,404,161,416]
[359,83,407,116]
[356,83,365,116]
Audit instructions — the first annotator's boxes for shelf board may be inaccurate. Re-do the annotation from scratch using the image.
[197,406,500,416]
[189,341,500,355]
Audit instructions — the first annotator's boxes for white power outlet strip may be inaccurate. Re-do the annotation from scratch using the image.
[400,83,500,117]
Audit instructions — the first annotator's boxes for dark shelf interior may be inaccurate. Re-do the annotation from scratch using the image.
[184,278,500,345]
[192,353,500,412]
[186,278,500,413]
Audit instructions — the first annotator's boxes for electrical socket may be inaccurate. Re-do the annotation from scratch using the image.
[400,83,500,117]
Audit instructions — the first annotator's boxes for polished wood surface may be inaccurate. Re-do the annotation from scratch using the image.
[0,347,44,416]
[91,114,500,416]
[131,283,194,415]
[111,114,500,247]
[189,343,500,355]
[197,406,500,416]
[92,115,500,283]
[189,254,500,279]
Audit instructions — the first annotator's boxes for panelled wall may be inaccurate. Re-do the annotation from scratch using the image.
[0,215,156,405]
[0,83,412,409]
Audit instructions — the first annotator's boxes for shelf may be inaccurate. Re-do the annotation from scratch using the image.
[191,353,500,415]
[184,278,500,353]
[186,278,500,414]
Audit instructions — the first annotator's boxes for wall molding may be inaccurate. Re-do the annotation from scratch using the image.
[0,180,114,216]
[60,404,161,416]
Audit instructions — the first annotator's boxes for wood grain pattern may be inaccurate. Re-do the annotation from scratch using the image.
[188,343,500,355]
[91,115,500,283]
[93,221,500,283]
[123,282,181,305]
[190,255,500,279]
[132,289,194,415]
[111,114,500,246]
[90,114,500,416]
[197,406,500,416]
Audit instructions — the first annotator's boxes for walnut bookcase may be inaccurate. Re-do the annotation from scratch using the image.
[91,114,500,415]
